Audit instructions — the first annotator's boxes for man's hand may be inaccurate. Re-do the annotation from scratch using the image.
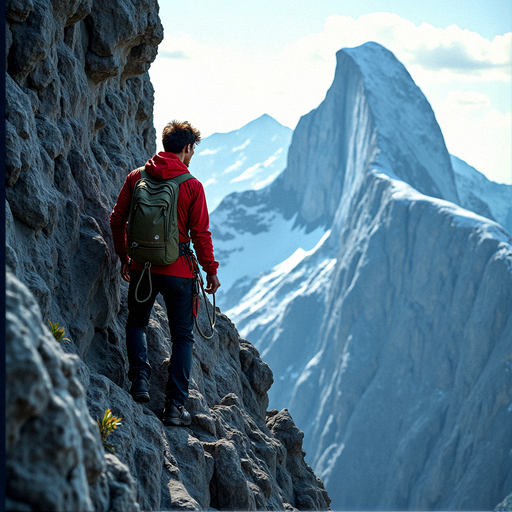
[205,274,220,294]
[121,261,131,283]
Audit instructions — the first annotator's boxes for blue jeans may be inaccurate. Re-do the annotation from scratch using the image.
[126,270,194,406]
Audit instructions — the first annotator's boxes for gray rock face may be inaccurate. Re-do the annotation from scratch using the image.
[82,293,330,511]
[281,43,458,230]
[7,266,330,511]
[220,43,512,510]
[6,271,140,512]
[6,0,161,348]
[294,174,512,511]
[5,0,330,510]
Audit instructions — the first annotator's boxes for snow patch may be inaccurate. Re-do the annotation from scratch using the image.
[374,170,512,244]
[263,156,277,167]
[254,170,282,190]
[223,157,247,174]
[231,163,262,183]
[199,147,223,156]
[216,212,327,295]
[231,139,251,152]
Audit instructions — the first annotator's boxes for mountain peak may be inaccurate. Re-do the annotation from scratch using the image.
[341,42,459,203]
[208,113,291,138]
[212,41,512,512]
[279,41,459,229]
[248,113,288,129]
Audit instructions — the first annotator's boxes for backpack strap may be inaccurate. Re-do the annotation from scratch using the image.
[171,173,195,185]
[138,167,195,184]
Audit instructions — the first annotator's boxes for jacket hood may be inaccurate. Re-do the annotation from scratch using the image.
[145,152,190,179]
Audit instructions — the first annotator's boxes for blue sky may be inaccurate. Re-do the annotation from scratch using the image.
[158,0,511,47]
[149,1,512,184]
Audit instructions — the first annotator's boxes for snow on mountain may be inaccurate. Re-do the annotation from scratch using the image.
[211,41,512,511]
[451,154,512,235]
[210,184,326,309]
[189,114,292,211]
[292,170,512,511]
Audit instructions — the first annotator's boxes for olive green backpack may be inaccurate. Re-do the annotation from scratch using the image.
[126,168,194,266]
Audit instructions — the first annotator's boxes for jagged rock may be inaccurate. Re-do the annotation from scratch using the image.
[7,267,330,511]
[217,42,512,511]
[90,454,140,512]
[6,271,139,512]
[5,0,330,509]
[6,0,35,24]
[6,0,160,345]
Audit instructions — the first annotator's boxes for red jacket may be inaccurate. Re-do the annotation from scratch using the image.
[110,152,219,278]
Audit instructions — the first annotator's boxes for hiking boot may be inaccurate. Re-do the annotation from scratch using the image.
[162,402,191,427]
[130,374,150,403]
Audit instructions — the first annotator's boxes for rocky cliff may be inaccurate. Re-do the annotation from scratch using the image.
[5,1,331,510]
[213,43,512,510]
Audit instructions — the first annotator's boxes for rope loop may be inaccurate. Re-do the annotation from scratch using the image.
[135,262,152,303]
[184,244,216,340]
[194,284,216,340]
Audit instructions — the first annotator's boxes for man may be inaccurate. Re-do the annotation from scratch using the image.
[110,120,220,426]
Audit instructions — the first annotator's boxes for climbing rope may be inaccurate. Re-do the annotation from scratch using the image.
[185,245,216,340]
[135,262,152,303]
[133,245,216,339]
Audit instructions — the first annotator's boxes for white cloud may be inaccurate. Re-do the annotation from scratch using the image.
[199,147,223,156]
[280,13,511,83]
[158,49,191,60]
[444,90,492,108]
[150,35,283,137]
[149,13,511,183]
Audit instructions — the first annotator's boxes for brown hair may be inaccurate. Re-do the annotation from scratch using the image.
[162,120,201,153]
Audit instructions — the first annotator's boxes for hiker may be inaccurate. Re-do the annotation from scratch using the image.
[110,120,220,426]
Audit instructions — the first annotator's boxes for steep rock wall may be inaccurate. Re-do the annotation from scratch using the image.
[223,43,512,510]
[5,1,331,510]
[281,43,458,232]
[6,0,161,354]
[7,267,330,511]
[281,53,377,229]
[6,271,140,512]
[292,172,512,510]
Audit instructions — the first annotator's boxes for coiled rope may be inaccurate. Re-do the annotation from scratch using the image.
[185,245,216,340]
[132,245,216,339]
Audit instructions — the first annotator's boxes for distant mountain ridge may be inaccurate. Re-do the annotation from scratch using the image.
[210,42,512,510]
[451,154,512,234]
[190,114,292,211]
[206,114,510,315]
